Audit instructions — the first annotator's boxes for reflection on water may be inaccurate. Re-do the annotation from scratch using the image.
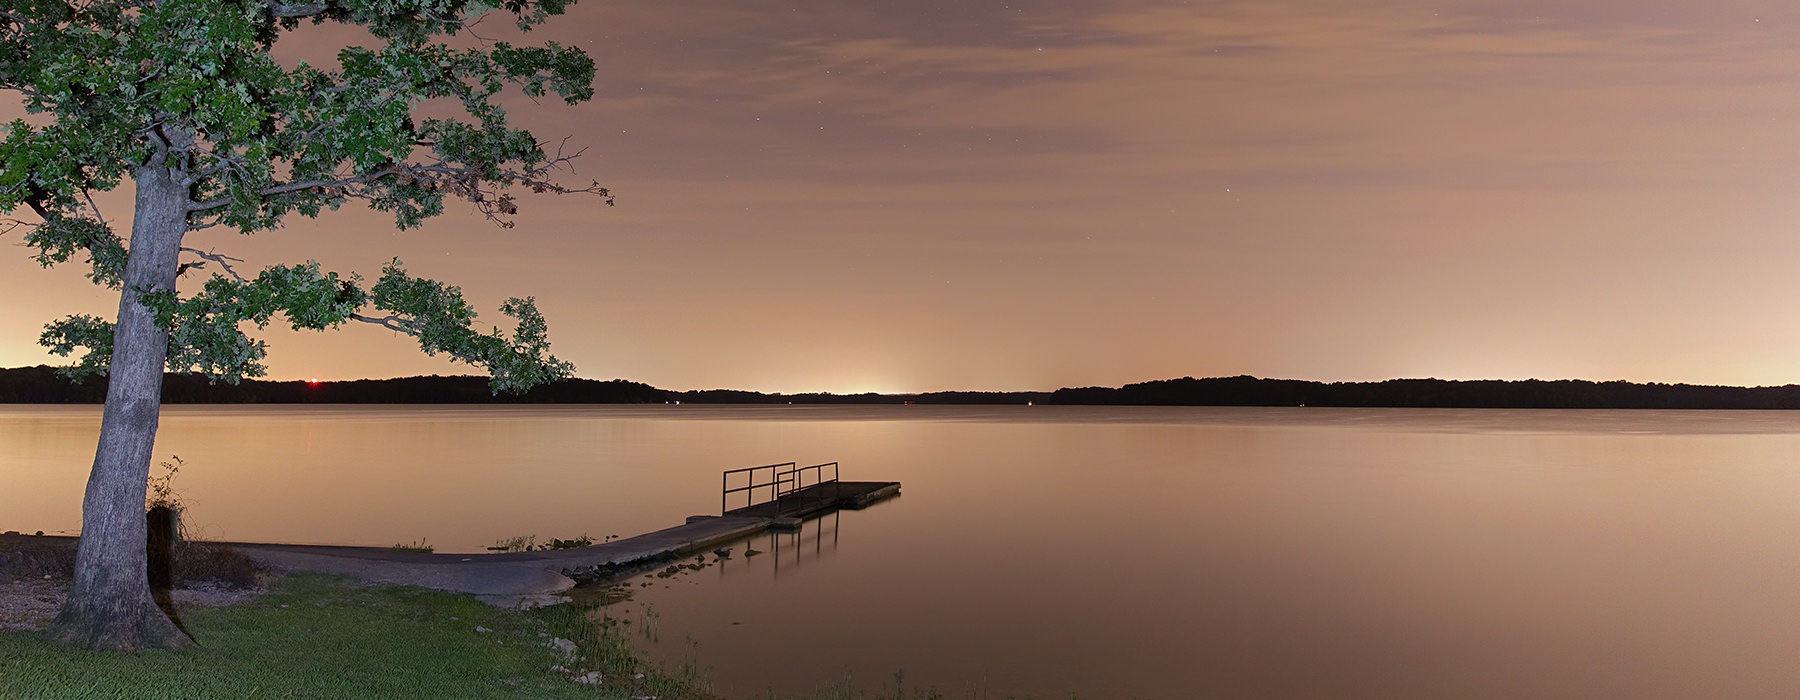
[744,510,843,579]
[569,513,848,599]
[8,405,1800,698]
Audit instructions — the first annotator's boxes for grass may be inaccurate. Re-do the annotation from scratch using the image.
[0,572,1055,700]
[389,539,434,554]
[0,535,1072,700]
[0,574,717,700]
[486,534,598,553]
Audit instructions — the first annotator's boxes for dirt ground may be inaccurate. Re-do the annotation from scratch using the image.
[0,533,265,632]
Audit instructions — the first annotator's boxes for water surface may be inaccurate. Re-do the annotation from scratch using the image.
[5,405,1800,698]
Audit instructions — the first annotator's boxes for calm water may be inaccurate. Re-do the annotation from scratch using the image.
[7,405,1800,698]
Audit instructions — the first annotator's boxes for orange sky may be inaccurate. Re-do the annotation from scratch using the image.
[5,0,1800,393]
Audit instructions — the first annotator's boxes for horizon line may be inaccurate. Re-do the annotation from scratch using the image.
[10,365,1800,396]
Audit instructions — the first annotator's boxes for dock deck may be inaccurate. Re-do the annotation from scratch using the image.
[724,480,902,520]
[718,461,899,528]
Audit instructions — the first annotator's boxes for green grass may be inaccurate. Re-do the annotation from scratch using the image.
[0,574,713,700]
[0,572,1069,700]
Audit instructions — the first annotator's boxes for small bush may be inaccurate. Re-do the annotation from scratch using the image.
[391,539,434,553]
[147,455,183,511]
[488,534,594,553]
[488,534,536,552]
[544,535,593,550]
[172,540,265,589]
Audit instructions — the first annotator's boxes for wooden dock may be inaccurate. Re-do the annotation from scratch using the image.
[724,480,902,520]
[720,461,900,529]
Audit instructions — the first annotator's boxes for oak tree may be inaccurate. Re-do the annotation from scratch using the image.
[0,0,603,650]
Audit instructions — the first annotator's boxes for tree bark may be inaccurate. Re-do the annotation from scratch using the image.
[46,155,194,651]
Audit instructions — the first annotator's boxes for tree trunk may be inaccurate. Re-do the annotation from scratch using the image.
[46,156,194,651]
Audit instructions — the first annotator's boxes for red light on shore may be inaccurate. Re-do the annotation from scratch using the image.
[307,378,319,386]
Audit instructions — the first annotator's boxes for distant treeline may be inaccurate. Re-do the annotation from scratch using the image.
[1048,376,1800,409]
[5,365,1800,409]
[0,366,666,404]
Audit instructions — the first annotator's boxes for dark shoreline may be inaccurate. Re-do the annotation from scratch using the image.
[7,365,1800,410]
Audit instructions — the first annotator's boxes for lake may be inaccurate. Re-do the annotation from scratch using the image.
[6,405,1800,698]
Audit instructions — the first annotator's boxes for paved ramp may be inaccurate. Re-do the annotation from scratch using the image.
[236,515,769,607]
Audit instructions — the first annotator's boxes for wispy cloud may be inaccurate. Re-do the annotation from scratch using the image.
[575,1,1800,199]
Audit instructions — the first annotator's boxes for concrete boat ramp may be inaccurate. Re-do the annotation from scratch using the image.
[237,466,898,607]
[235,515,770,608]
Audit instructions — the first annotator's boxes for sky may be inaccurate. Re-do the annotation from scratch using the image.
[4,0,1800,393]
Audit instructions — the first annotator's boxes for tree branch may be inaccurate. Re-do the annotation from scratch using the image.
[187,167,398,213]
[349,313,418,334]
[348,312,488,368]
[81,188,108,233]
[178,248,248,282]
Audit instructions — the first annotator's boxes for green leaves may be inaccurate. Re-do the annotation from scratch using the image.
[22,215,126,288]
[39,315,115,381]
[489,42,595,103]
[2,0,603,234]
[141,261,366,381]
[369,261,573,393]
[42,258,575,392]
[176,4,603,233]
[6,0,598,393]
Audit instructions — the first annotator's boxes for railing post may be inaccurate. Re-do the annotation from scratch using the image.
[724,460,850,516]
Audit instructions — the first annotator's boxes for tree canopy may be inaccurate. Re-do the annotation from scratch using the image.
[1,0,606,390]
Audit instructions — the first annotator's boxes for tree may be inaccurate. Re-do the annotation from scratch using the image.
[0,0,605,650]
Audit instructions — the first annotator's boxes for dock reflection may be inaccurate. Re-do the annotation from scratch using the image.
[725,510,841,580]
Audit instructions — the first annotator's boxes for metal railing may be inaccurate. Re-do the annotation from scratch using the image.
[722,462,793,515]
[721,461,841,515]
[791,461,839,497]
